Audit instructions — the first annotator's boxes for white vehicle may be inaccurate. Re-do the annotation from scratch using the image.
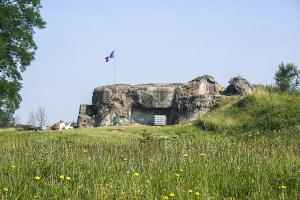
[65,123,74,130]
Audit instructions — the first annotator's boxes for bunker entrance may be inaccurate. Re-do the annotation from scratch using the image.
[131,106,171,125]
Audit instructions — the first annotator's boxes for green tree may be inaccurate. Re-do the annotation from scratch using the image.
[274,62,299,91]
[0,0,45,127]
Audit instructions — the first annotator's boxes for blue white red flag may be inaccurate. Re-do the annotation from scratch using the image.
[105,50,115,62]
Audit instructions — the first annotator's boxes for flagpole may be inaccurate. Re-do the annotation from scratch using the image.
[114,56,116,84]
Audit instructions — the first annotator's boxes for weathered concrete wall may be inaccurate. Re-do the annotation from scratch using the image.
[77,104,96,128]
[77,75,252,127]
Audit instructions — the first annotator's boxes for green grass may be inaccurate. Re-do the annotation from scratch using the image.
[197,87,300,136]
[0,87,299,199]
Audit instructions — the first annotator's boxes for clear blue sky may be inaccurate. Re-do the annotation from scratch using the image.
[15,0,300,124]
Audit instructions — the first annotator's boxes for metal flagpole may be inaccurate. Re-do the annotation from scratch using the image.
[113,56,116,84]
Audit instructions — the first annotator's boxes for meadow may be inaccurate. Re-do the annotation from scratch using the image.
[0,88,299,200]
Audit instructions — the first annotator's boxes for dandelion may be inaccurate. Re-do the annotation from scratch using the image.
[34,176,41,181]
[2,187,8,193]
[66,176,71,181]
[175,173,180,177]
[59,175,65,180]
[162,196,168,199]
[278,185,287,189]
[188,189,193,193]
[184,153,188,157]
[169,192,175,197]
[195,191,200,196]
[133,172,139,176]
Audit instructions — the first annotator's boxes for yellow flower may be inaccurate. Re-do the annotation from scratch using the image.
[169,192,175,197]
[34,176,41,181]
[184,153,188,157]
[2,187,8,193]
[83,149,88,153]
[59,175,65,180]
[278,185,287,189]
[195,191,200,196]
[200,153,206,156]
[11,165,16,169]
[123,157,128,161]
[162,196,168,199]
[188,189,193,193]
[133,172,139,176]
[174,173,180,177]
[66,176,71,181]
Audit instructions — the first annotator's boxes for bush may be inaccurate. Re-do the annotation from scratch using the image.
[274,62,299,91]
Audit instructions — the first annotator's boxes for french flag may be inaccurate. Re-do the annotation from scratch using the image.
[105,50,115,62]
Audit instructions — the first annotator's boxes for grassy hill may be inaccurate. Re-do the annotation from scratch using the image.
[198,87,300,136]
[0,87,299,199]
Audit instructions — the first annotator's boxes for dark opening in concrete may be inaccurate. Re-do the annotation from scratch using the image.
[131,105,172,125]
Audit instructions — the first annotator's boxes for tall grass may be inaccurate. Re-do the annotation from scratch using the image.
[0,87,299,199]
[0,128,299,199]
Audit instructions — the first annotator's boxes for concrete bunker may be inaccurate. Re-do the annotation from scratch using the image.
[77,75,252,128]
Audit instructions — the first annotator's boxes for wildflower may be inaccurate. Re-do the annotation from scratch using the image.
[2,187,8,193]
[34,176,41,181]
[195,191,200,196]
[83,149,88,153]
[59,175,65,180]
[162,196,168,199]
[174,173,180,177]
[278,185,287,189]
[66,176,71,181]
[200,153,206,156]
[133,172,139,176]
[11,165,16,170]
[179,169,184,172]
[184,153,188,157]
[123,157,128,161]
[188,189,193,193]
[169,192,175,197]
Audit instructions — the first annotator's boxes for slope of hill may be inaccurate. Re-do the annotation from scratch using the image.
[198,87,300,135]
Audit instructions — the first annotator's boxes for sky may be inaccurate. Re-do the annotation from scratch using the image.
[15,0,300,124]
